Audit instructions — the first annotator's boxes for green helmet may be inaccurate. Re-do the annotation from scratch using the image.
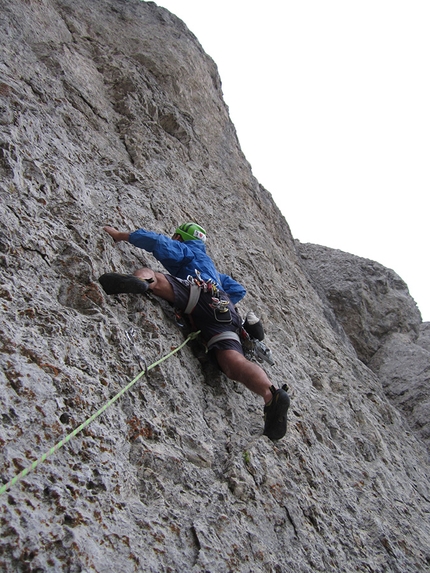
[175,222,207,243]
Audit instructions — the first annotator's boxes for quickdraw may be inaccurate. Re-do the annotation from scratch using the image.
[209,297,230,314]
[240,326,275,366]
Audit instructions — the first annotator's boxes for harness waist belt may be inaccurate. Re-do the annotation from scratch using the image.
[207,331,241,349]
[184,283,201,314]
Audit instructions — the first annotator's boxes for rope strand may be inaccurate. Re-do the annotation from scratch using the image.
[0,331,200,496]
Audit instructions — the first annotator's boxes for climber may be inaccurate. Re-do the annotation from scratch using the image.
[98,222,290,440]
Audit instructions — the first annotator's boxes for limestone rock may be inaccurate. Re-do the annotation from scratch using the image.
[370,327,430,449]
[1,1,429,572]
[297,241,430,451]
[296,242,422,364]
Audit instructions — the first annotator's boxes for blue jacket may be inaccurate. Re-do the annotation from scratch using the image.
[129,229,246,304]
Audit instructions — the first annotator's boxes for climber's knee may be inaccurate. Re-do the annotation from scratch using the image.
[134,268,175,303]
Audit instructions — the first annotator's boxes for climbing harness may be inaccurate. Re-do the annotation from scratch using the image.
[207,331,241,348]
[184,270,231,316]
[184,270,221,316]
[0,330,201,496]
[181,271,275,362]
[184,281,201,314]
[182,270,237,350]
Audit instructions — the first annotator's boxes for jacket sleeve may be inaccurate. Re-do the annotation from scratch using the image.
[219,273,247,305]
[128,229,194,276]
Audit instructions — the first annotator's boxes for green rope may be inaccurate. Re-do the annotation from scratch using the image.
[0,330,201,496]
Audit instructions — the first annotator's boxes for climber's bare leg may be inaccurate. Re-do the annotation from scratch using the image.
[215,349,273,404]
[133,268,175,304]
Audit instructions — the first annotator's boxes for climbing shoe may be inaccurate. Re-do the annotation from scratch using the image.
[98,273,152,295]
[263,384,290,441]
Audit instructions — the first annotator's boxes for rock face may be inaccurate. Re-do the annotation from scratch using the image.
[297,242,430,451]
[296,242,422,365]
[1,1,429,572]
[369,327,430,449]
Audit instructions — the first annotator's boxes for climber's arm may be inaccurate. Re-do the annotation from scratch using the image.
[103,226,130,243]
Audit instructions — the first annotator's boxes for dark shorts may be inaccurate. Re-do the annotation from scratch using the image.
[166,275,244,354]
